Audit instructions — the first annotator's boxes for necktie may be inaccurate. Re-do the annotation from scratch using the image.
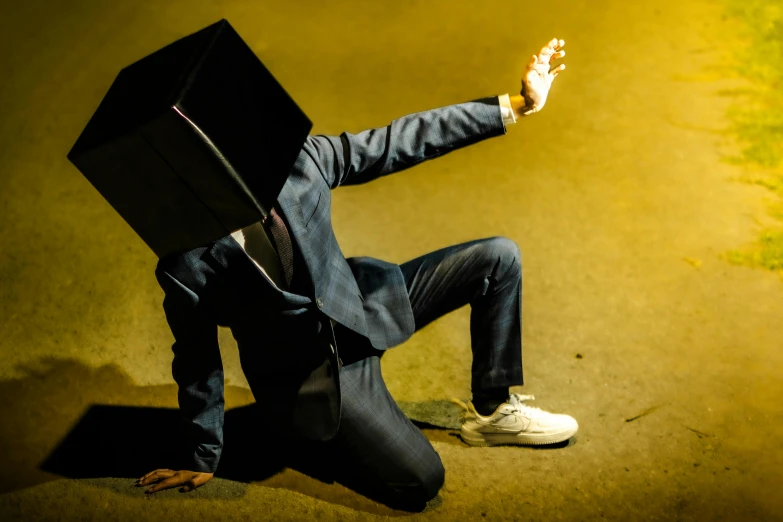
[263,205,294,288]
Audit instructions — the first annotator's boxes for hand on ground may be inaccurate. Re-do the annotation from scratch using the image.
[135,468,214,494]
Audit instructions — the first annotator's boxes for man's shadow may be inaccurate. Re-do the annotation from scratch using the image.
[38,401,454,513]
[13,357,461,513]
[8,357,567,514]
[40,402,273,481]
[39,401,463,476]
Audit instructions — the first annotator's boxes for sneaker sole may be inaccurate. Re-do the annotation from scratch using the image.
[460,426,578,447]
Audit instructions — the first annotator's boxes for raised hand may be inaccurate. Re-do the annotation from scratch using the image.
[519,38,566,115]
[135,468,214,494]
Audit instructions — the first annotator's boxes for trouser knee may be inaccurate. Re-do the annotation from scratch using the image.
[416,458,445,503]
[388,456,445,507]
[481,236,521,281]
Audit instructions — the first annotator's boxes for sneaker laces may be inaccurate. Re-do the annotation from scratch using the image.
[507,393,543,418]
[451,393,542,422]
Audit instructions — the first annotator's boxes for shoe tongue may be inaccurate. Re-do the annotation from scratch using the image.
[508,394,535,408]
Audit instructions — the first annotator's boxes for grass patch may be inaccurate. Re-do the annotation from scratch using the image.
[726,229,783,271]
[720,0,783,274]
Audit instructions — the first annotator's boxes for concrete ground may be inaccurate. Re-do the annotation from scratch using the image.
[1,0,782,520]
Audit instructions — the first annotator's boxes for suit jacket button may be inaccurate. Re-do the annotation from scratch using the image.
[316,297,324,308]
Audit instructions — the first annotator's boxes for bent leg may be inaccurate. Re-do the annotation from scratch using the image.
[329,354,445,510]
[399,236,524,392]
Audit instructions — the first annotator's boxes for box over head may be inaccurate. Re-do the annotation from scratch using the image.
[67,19,312,258]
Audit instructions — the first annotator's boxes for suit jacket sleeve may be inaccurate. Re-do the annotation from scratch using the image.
[156,267,224,473]
[303,96,507,188]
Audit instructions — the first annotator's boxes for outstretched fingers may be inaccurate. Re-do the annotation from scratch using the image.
[136,469,175,486]
[536,39,565,66]
[145,474,186,494]
[542,38,566,78]
[537,47,554,65]
[551,63,566,78]
[137,470,210,494]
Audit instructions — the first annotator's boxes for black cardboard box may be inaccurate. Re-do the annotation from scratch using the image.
[67,19,312,258]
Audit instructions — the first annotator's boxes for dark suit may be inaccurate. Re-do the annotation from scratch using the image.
[155,96,522,506]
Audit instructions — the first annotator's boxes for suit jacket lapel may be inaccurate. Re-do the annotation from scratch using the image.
[199,176,320,301]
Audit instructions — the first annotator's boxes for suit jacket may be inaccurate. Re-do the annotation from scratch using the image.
[155,96,507,472]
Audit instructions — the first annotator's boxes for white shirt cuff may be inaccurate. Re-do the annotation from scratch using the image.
[498,93,516,125]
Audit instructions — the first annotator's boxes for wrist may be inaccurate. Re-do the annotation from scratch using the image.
[509,94,535,118]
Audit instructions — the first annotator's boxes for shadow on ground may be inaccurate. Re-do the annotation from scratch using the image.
[1,356,496,515]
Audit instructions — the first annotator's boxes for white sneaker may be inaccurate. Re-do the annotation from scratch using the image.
[452,393,578,447]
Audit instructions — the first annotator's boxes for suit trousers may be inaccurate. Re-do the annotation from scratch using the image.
[320,235,523,509]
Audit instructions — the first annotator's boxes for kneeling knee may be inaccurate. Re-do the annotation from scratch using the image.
[416,459,445,503]
[388,458,445,508]
[394,460,446,509]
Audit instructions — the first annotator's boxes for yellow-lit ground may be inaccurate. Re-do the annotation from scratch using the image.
[1,0,782,520]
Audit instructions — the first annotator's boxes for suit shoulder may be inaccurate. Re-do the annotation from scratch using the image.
[295,135,341,188]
